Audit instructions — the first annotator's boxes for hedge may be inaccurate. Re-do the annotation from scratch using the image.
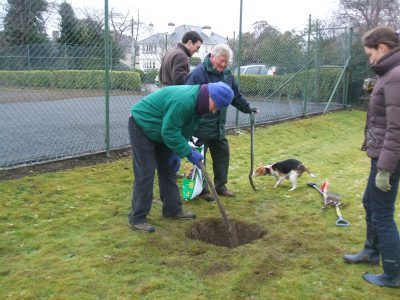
[0,68,342,98]
[0,70,141,91]
[237,67,343,100]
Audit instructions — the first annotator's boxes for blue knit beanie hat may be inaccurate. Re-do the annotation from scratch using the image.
[208,82,234,109]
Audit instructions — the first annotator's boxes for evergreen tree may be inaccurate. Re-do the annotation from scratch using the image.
[58,2,83,45]
[57,2,124,70]
[3,0,49,45]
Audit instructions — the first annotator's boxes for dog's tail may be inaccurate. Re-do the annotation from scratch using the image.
[300,164,316,178]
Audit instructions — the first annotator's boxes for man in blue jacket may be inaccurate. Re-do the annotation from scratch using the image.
[185,44,258,201]
[128,82,234,233]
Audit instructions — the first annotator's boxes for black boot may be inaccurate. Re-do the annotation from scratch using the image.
[363,246,400,288]
[343,225,380,265]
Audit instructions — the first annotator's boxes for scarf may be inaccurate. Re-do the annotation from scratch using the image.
[196,84,209,116]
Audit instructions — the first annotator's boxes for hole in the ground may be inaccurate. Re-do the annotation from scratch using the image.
[186,218,265,248]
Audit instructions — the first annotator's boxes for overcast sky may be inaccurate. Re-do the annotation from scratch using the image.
[64,0,339,38]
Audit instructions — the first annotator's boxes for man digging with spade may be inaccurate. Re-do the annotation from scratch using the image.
[128,82,234,233]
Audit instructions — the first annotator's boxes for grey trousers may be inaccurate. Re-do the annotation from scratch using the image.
[128,117,182,225]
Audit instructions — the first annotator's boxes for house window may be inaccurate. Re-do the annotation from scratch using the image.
[143,44,156,53]
[143,61,156,69]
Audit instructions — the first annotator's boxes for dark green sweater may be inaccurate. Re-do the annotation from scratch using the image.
[130,85,201,157]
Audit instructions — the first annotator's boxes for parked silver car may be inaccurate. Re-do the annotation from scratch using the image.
[233,64,278,75]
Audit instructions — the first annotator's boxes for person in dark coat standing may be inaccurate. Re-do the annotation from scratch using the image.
[159,31,203,86]
[185,44,258,201]
[128,82,234,233]
[343,26,400,288]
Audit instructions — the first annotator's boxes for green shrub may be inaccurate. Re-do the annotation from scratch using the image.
[0,70,141,91]
[142,69,158,84]
[133,68,145,81]
[236,67,342,100]
[111,71,141,91]
[29,71,54,88]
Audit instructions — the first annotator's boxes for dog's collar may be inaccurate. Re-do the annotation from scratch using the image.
[267,165,273,174]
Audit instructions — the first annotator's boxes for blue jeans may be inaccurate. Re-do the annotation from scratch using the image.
[363,158,400,250]
[128,117,182,225]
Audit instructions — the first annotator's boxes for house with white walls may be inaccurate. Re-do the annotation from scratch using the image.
[136,23,227,71]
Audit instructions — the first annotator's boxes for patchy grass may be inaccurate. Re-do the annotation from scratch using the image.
[1,110,399,299]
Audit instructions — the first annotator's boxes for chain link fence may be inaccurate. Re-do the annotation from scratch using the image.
[226,23,353,128]
[0,1,366,169]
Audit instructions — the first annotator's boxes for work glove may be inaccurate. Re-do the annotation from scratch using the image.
[375,169,391,192]
[168,153,181,173]
[187,148,204,167]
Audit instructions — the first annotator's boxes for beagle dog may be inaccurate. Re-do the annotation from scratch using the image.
[254,159,315,191]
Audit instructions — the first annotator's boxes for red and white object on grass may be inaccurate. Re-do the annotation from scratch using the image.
[320,180,330,207]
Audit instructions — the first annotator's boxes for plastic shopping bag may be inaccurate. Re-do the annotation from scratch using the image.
[182,144,204,201]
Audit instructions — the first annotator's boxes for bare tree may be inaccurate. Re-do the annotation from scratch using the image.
[110,8,131,42]
[125,10,152,69]
[336,0,400,33]
[79,6,104,27]
[66,6,152,69]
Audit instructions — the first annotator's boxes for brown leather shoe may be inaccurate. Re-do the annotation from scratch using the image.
[200,192,215,202]
[218,190,235,197]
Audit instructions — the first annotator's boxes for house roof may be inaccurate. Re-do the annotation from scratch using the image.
[138,24,227,45]
[115,34,133,47]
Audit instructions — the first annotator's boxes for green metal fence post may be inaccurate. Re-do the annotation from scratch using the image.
[304,15,312,116]
[324,57,351,113]
[342,28,347,106]
[27,44,31,71]
[344,27,353,107]
[27,45,32,88]
[104,0,110,156]
[314,22,320,104]
[235,0,243,129]
[64,44,68,70]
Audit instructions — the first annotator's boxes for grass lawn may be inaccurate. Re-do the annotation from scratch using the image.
[1,110,399,299]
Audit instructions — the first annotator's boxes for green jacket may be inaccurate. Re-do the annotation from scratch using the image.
[184,54,252,140]
[130,85,201,158]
